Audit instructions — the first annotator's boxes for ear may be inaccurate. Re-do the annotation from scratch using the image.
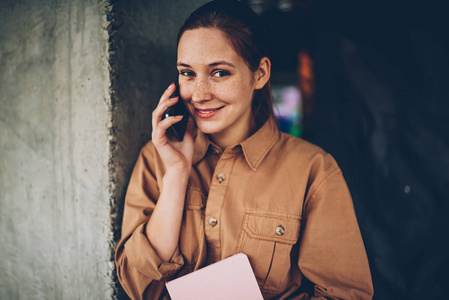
[254,57,271,90]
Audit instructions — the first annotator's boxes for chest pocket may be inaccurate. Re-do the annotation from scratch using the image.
[184,187,206,209]
[237,211,301,294]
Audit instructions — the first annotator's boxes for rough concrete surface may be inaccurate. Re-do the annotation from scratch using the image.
[0,0,113,299]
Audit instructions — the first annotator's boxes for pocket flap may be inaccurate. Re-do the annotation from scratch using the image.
[185,187,206,210]
[242,211,301,244]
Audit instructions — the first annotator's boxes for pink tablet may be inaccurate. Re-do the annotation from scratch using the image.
[166,253,263,300]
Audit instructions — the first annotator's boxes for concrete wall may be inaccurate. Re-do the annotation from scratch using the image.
[0,1,112,299]
[0,0,209,299]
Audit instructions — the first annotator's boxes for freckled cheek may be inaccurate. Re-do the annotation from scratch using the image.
[180,79,251,106]
[178,86,197,115]
[215,80,245,101]
[217,83,252,105]
[212,86,230,101]
[179,84,194,102]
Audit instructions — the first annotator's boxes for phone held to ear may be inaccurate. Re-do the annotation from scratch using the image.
[163,80,190,141]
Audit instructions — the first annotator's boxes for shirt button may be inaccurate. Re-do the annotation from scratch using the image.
[275,225,285,236]
[217,173,226,183]
[209,217,218,227]
[213,148,221,155]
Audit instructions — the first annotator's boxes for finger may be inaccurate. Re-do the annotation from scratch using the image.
[159,82,176,104]
[152,115,184,143]
[159,115,184,130]
[152,96,179,132]
[153,95,179,121]
[151,83,176,128]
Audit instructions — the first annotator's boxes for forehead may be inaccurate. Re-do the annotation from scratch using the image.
[177,28,243,65]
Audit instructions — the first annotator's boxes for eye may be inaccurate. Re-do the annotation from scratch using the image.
[179,70,195,77]
[212,70,230,78]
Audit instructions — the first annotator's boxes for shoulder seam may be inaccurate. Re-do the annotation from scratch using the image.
[306,167,342,207]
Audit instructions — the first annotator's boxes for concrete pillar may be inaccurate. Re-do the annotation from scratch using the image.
[0,0,208,299]
[0,0,112,299]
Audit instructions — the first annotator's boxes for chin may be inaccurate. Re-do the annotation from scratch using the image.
[196,122,223,135]
[197,127,220,135]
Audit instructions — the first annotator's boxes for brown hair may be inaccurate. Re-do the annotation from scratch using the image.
[177,0,274,128]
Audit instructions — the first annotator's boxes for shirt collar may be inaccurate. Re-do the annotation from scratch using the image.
[193,117,280,170]
[192,128,213,165]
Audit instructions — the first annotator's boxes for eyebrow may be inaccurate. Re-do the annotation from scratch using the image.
[177,61,236,68]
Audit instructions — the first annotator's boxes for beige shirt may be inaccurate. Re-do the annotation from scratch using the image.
[115,117,374,300]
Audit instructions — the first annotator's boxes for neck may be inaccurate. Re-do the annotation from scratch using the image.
[209,118,256,150]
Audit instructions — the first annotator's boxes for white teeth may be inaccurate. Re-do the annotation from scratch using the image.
[198,108,218,113]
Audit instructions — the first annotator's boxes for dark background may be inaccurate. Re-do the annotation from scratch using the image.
[252,0,449,299]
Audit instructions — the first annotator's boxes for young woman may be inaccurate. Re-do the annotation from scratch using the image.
[115,1,374,299]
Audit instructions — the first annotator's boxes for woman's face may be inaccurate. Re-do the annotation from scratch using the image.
[177,28,259,146]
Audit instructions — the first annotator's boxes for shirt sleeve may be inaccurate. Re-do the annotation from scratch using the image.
[297,157,374,299]
[115,143,185,300]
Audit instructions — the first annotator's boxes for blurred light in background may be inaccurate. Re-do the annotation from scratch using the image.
[273,85,303,137]
[245,0,316,138]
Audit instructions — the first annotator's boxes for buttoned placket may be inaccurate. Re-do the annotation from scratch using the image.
[204,148,236,264]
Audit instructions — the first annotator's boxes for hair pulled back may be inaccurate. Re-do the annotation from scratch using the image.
[177,0,274,128]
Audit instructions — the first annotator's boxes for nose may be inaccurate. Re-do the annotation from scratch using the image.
[191,78,212,103]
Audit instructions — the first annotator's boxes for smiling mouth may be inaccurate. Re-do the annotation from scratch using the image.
[195,106,224,119]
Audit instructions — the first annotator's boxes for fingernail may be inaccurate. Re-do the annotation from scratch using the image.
[176,115,183,119]
[170,96,179,101]
[168,82,175,90]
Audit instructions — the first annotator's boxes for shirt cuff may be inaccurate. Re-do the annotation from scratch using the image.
[124,223,184,280]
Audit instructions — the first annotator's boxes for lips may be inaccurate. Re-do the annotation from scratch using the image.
[194,106,224,119]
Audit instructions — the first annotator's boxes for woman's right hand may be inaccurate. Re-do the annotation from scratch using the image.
[147,83,195,261]
[151,83,195,175]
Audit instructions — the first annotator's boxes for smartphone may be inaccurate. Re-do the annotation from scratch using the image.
[163,79,190,141]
